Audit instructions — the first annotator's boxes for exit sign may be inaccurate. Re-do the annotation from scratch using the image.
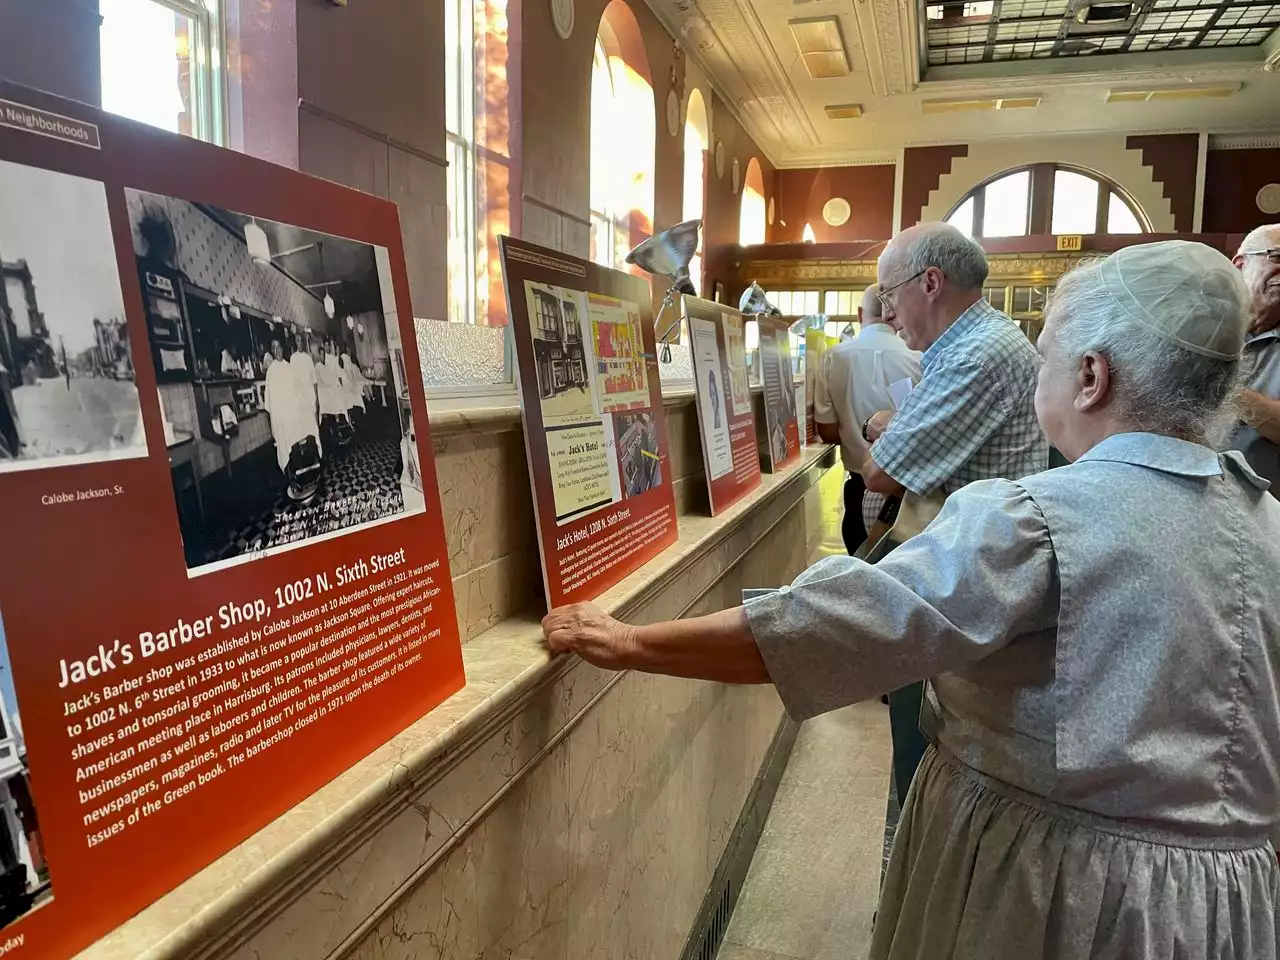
[1057,235,1083,251]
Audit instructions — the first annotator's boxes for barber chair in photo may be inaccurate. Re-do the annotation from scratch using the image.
[335,412,355,448]
[284,435,323,504]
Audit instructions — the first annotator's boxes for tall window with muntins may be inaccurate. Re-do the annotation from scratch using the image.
[100,0,226,143]
[945,165,1149,239]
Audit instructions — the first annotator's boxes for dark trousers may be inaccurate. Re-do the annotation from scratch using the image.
[841,473,868,555]
[888,681,928,802]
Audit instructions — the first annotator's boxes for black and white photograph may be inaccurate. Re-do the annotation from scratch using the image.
[0,613,52,931]
[125,188,425,575]
[523,281,597,426]
[0,158,147,473]
[614,410,663,498]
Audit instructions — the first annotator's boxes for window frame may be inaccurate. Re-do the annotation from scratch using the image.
[944,163,1150,239]
[100,0,228,145]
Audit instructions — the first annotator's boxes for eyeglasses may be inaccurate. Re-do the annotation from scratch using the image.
[876,268,929,308]
[1241,247,1280,265]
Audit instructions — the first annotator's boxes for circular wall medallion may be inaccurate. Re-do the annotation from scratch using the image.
[822,197,852,227]
[768,197,775,225]
[732,158,741,193]
[666,90,680,137]
[714,141,726,179]
[1258,183,1280,216]
[550,0,574,40]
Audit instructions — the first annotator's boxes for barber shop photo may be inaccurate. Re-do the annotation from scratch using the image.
[125,190,425,574]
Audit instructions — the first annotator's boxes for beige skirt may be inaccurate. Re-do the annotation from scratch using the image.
[871,746,1279,960]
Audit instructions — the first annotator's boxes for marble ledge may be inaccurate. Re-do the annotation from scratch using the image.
[77,443,836,960]
[423,378,796,437]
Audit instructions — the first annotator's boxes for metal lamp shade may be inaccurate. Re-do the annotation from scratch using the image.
[739,281,781,317]
[626,219,702,294]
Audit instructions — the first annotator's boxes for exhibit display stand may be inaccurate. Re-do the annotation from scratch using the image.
[757,316,802,472]
[499,237,680,609]
[683,296,762,515]
[0,82,463,958]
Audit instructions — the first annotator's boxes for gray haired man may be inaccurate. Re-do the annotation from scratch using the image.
[1229,223,1280,486]
[859,222,1048,804]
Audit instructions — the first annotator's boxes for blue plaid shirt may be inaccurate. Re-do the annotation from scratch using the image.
[870,299,1048,496]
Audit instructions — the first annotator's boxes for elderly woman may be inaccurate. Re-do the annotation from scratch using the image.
[543,240,1280,959]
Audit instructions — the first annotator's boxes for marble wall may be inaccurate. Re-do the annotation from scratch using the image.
[344,500,809,960]
[435,393,748,643]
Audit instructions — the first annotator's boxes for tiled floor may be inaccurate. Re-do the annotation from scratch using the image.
[717,699,893,960]
[717,466,895,960]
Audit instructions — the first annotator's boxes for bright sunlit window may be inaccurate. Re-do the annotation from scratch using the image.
[590,7,656,270]
[947,164,1148,238]
[739,158,767,246]
[445,0,477,324]
[802,223,817,243]
[982,169,1030,238]
[1050,169,1098,235]
[100,0,225,143]
[683,90,709,295]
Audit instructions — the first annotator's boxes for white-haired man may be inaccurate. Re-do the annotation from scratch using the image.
[862,221,1048,803]
[1229,223,1280,486]
[813,284,922,553]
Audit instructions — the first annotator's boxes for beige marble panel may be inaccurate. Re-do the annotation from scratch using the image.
[431,427,535,579]
[452,546,542,644]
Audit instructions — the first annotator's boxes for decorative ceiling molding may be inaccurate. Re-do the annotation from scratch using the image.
[919,61,1264,94]
[1208,132,1280,149]
[774,155,900,170]
[643,0,818,162]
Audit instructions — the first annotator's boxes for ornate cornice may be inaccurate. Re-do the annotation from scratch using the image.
[1208,133,1280,150]
[744,252,1087,285]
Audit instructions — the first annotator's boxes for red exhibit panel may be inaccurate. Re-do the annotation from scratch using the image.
[683,297,761,515]
[0,83,464,958]
[499,237,679,609]
[758,316,802,472]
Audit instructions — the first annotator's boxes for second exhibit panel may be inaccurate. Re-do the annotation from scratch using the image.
[503,239,679,609]
[685,297,760,514]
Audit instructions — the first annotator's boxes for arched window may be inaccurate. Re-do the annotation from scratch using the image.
[683,89,709,295]
[945,164,1147,239]
[801,223,817,243]
[590,3,655,270]
[739,157,766,246]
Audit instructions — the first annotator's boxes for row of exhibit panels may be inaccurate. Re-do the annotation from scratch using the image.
[0,81,811,959]
[498,236,805,609]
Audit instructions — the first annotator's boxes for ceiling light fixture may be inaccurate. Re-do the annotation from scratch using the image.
[790,17,851,79]
[825,103,864,119]
[921,95,1042,113]
[245,218,271,266]
[1105,82,1242,102]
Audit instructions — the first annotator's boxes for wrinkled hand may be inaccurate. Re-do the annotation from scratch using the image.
[541,602,639,671]
[866,409,893,443]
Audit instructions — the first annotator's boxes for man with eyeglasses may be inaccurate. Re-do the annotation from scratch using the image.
[1228,223,1280,486]
[858,221,1048,803]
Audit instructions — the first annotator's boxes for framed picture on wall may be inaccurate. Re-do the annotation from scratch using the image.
[713,281,725,304]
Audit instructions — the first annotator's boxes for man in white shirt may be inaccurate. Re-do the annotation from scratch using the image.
[813,285,923,552]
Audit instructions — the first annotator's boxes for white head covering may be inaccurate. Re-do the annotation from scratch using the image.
[1095,240,1248,360]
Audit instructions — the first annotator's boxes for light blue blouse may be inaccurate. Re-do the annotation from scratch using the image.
[748,432,1280,842]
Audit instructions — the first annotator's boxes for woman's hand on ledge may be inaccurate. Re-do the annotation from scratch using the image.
[542,602,639,671]
[542,604,772,685]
